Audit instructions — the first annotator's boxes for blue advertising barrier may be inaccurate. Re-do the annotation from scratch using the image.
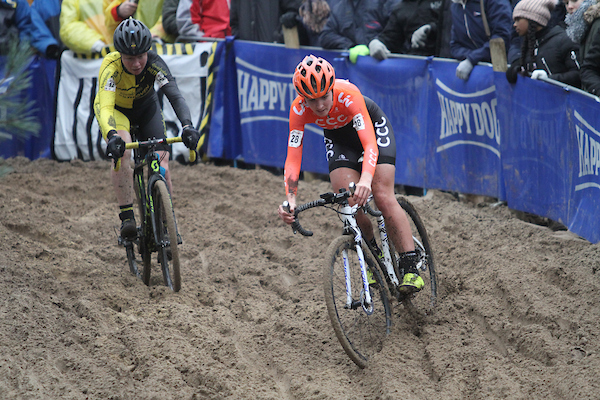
[0,55,56,160]
[1,41,597,243]
[208,41,600,243]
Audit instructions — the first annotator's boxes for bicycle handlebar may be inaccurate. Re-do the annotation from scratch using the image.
[284,184,357,237]
[283,183,383,236]
[112,136,196,170]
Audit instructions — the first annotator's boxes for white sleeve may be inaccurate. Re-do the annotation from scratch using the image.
[176,0,205,40]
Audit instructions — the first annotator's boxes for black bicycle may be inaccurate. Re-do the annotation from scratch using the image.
[113,129,195,292]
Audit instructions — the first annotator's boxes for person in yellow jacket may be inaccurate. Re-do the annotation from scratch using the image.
[104,0,174,43]
[59,0,112,54]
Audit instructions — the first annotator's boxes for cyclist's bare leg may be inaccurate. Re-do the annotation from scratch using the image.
[371,164,415,253]
[329,167,376,241]
[157,150,173,193]
[112,130,134,206]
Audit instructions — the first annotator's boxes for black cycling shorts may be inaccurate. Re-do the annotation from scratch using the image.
[115,94,170,156]
[324,96,396,173]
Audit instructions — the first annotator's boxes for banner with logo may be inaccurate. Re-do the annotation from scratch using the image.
[52,42,213,162]
[209,41,600,243]
[564,91,600,243]
[347,56,431,189]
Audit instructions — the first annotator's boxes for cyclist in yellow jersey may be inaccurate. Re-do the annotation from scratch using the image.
[94,18,201,239]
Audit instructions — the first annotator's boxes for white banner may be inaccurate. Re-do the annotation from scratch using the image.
[53,43,213,161]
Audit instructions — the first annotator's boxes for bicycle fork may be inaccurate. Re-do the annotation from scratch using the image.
[340,205,374,314]
[374,215,400,286]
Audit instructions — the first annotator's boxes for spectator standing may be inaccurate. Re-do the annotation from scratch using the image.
[104,0,173,43]
[507,0,567,63]
[1,0,59,58]
[450,0,512,80]
[297,0,330,46]
[505,0,580,87]
[162,0,180,38]
[564,0,593,72]
[578,0,600,94]
[31,0,66,55]
[368,0,443,60]
[319,0,397,62]
[60,0,112,54]
[175,0,231,41]
[230,0,302,43]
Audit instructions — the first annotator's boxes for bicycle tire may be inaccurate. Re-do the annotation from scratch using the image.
[323,235,393,368]
[153,180,181,292]
[134,174,151,286]
[396,196,437,311]
[125,242,138,276]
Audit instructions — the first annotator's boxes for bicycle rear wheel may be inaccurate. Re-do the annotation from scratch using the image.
[396,196,437,311]
[323,235,393,369]
[124,241,139,276]
[153,180,181,292]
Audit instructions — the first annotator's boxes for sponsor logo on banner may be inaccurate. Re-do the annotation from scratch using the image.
[435,79,501,158]
[574,110,600,191]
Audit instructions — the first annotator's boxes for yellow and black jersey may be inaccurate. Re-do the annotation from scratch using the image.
[94,50,192,139]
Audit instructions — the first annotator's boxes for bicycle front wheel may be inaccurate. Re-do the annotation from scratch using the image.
[323,235,393,369]
[133,172,151,286]
[153,180,181,292]
[396,196,437,311]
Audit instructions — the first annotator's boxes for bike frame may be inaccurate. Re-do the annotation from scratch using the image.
[133,149,171,253]
[370,211,400,286]
[338,203,374,313]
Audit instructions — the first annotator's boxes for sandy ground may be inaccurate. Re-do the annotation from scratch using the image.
[0,156,599,400]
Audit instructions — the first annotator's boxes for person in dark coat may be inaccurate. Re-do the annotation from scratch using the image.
[450,0,513,80]
[506,0,580,86]
[575,1,600,94]
[368,0,443,59]
[319,0,398,62]
[507,0,567,63]
[230,0,302,43]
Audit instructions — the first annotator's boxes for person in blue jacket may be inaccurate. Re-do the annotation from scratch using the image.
[450,0,513,80]
[0,0,60,58]
[31,0,66,56]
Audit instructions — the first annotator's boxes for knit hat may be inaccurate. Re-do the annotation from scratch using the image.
[513,0,556,27]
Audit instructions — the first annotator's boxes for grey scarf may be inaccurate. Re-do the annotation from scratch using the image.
[565,0,597,43]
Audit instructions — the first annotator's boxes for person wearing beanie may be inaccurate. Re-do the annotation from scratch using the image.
[506,0,580,87]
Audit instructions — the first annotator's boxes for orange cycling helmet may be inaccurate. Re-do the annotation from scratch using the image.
[293,55,335,99]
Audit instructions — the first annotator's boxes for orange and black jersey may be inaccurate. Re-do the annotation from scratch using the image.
[94,50,192,139]
[284,79,380,195]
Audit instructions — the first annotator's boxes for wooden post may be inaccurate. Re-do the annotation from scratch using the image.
[282,26,300,49]
[490,37,507,72]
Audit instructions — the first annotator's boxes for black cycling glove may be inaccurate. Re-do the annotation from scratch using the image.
[280,11,300,28]
[106,133,126,159]
[181,126,201,151]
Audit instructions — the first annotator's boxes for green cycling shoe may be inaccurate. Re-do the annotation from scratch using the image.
[399,272,424,293]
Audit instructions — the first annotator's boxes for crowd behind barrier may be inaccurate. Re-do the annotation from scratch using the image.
[0,39,599,244]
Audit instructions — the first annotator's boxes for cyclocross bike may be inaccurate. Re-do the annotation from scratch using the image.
[284,183,436,368]
[113,127,196,292]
